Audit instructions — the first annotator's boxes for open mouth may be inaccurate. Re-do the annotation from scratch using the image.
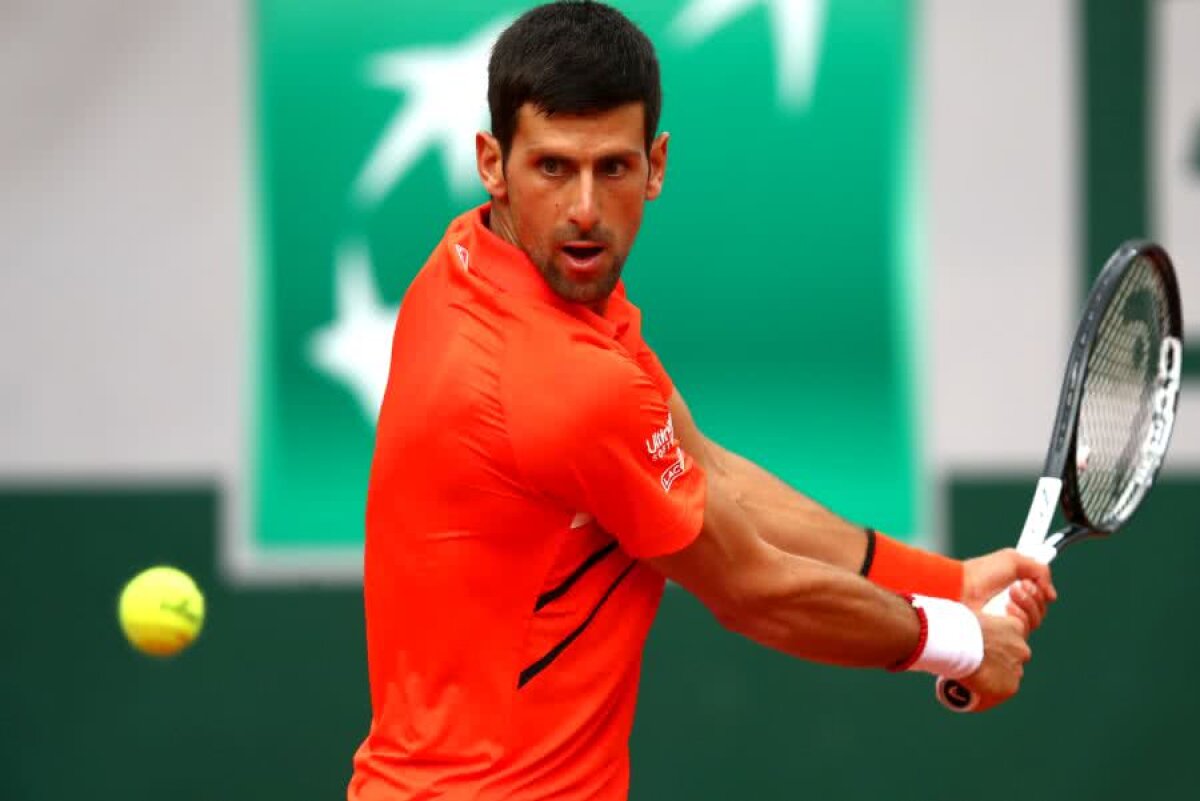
[562,243,605,260]
[560,242,606,275]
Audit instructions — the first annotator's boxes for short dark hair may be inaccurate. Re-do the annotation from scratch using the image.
[488,1,662,157]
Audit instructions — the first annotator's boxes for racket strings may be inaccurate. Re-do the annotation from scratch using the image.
[1075,256,1172,530]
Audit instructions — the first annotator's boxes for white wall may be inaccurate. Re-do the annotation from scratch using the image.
[922,0,1077,473]
[1,1,1194,546]
[0,1,248,480]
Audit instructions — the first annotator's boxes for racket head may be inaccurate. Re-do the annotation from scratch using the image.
[1047,241,1183,540]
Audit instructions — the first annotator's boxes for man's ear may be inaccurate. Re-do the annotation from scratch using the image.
[645,132,669,201]
[476,131,508,198]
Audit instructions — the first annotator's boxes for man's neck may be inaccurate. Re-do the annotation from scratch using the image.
[486,203,520,249]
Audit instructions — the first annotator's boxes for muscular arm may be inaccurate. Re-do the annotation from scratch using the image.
[648,471,919,668]
[667,390,870,573]
[646,388,1041,701]
[664,389,1054,619]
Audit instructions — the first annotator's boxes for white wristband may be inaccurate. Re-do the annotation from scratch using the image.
[908,595,983,679]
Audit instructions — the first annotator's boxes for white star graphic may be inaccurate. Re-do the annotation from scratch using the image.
[670,0,826,110]
[352,17,513,207]
[308,239,398,423]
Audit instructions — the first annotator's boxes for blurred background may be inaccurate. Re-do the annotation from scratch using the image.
[1,0,1197,798]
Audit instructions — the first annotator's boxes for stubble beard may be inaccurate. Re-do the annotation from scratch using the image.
[533,250,625,305]
[491,203,626,305]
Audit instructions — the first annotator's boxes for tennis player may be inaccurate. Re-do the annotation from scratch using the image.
[348,3,1056,799]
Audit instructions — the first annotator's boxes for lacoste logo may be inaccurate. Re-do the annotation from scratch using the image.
[660,447,688,492]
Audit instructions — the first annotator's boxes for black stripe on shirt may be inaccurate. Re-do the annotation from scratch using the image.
[518,560,637,689]
[534,542,619,612]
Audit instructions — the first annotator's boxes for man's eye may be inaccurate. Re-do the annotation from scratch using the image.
[539,158,563,176]
[601,159,627,178]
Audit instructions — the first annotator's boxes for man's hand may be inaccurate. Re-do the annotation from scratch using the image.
[962,548,1058,633]
[956,614,1032,712]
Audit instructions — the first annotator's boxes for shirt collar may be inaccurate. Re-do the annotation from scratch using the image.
[460,203,634,342]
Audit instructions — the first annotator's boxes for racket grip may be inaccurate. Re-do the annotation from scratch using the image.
[981,588,1012,617]
[935,675,979,712]
[933,592,1009,713]
[934,543,1058,713]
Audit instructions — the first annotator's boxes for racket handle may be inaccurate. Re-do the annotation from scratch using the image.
[981,588,1012,618]
[934,592,1009,712]
[935,675,979,712]
[934,543,1058,713]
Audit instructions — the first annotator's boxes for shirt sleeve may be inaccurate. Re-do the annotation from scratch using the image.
[631,339,675,400]
[506,346,705,560]
[611,285,675,399]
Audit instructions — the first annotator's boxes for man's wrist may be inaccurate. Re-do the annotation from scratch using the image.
[861,529,964,600]
[889,595,983,679]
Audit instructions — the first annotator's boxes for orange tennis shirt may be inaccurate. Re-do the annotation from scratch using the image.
[348,204,706,801]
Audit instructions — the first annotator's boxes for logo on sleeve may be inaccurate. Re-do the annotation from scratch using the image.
[646,413,690,491]
[644,414,678,462]
[659,446,688,492]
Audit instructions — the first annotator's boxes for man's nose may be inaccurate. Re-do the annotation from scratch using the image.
[567,172,598,233]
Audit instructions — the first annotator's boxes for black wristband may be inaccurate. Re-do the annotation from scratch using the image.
[859,527,877,576]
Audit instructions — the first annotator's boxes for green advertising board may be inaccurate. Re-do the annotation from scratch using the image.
[248,0,921,578]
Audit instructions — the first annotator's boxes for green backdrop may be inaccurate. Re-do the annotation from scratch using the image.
[251,0,923,571]
[2,482,1197,800]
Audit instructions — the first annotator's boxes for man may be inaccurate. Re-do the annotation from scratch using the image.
[349,3,1056,799]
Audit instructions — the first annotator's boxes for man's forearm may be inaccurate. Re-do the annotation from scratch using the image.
[724,546,920,668]
[649,437,990,681]
[704,439,868,571]
[654,475,925,670]
[706,438,963,599]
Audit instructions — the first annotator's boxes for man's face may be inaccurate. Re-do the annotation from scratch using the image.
[477,102,668,306]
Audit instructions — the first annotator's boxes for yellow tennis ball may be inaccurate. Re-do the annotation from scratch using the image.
[118,566,205,657]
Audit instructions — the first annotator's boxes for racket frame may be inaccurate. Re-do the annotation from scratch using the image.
[1054,241,1184,542]
[935,240,1183,712]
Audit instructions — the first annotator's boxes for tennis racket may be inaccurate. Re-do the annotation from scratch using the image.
[935,240,1184,712]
